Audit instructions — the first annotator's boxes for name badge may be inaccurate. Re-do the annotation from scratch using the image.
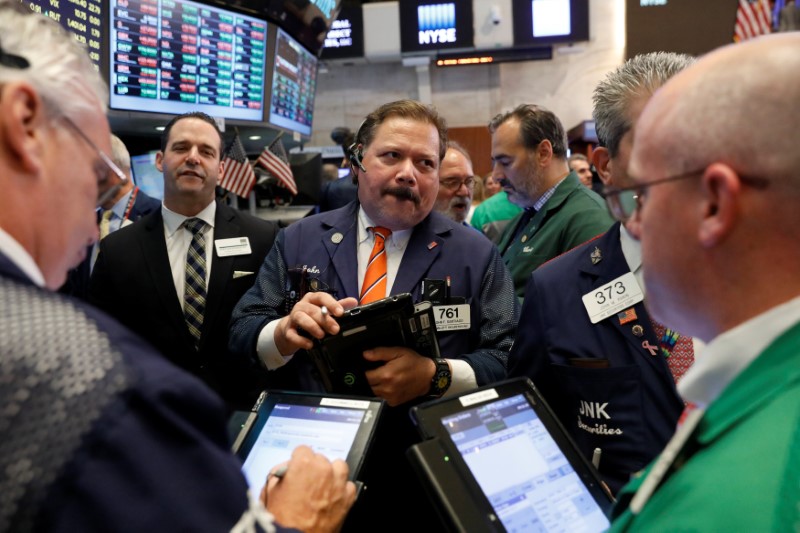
[215,237,252,257]
[581,272,644,324]
[433,304,470,331]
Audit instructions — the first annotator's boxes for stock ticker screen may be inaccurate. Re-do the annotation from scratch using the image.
[109,0,268,121]
[24,0,105,70]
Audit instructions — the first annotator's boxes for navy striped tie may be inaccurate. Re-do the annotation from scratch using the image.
[183,218,207,350]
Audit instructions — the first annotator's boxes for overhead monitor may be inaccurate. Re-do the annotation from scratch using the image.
[320,5,365,60]
[399,1,474,53]
[24,0,106,71]
[265,0,343,57]
[109,0,268,122]
[513,0,590,46]
[266,27,319,139]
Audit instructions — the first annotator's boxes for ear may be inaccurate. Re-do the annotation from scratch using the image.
[155,151,165,173]
[697,163,741,248]
[592,147,612,186]
[0,82,48,176]
[535,139,553,166]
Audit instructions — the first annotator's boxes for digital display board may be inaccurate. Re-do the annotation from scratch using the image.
[109,0,267,122]
[265,0,342,57]
[513,0,590,46]
[24,0,105,70]
[399,1,474,53]
[267,27,318,138]
[320,5,364,60]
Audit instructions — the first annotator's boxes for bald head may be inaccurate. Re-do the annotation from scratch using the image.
[631,33,800,341]
[632,33,800,182]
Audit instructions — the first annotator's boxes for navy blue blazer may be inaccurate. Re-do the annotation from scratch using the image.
[508,223,684,494]
[60,188,161,300]
[230,200,518,387]
[90,201,280,411]
[0,252,290,532]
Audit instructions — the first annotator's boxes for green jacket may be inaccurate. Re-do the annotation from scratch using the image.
[497,172,613,299]
[610,320,800,532]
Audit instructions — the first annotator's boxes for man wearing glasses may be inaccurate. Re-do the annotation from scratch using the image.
[433,141,476,226]
[0,3,355,531]
[508,52,696,495]
[609,33,800,531]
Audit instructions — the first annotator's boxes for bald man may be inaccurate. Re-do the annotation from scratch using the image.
[609,33,800,531]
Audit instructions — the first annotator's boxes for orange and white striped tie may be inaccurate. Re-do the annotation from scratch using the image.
[360,226,391,304]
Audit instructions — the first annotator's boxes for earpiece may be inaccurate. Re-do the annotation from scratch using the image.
[348,143,366,173]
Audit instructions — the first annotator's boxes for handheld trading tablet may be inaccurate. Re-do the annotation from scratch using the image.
[408,378,613,533]
[232,390,384,491]
[305,293,441,396]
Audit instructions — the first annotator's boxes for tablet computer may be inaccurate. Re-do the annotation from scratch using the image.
[306,293,440,396]
[408,378,613,532]
[232,390,384,491]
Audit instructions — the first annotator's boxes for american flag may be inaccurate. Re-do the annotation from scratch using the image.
[734,0,772,42]
[219,134,257,198]
[257,136,298,196]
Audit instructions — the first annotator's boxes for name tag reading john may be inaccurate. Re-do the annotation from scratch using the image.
[433,304,470,331]
[215,237,252,257]
[581,272,644,324]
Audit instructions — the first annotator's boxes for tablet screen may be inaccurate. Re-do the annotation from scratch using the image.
[236,393,382,490]
[440,393,610,532]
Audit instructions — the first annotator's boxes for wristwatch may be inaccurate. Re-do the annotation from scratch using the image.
[428,358,452,398]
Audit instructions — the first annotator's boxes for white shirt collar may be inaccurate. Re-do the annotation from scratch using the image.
[357,207,413,250]
[162,200,216,237]
[619,223,642,274]
[0,226,47,287]
[678,294,800,408]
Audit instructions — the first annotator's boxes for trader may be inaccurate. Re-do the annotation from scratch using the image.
[229,99,518,529]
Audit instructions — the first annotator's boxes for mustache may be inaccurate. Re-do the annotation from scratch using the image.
[382,186,421,205]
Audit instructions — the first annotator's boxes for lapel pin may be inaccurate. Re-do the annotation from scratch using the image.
[642,340,658,356]
[427,241,438,250]
[591,246,602,265]
[632,324,644,337]
[521,235,528,243]
[618,308,637,325]
[331,232,343,244]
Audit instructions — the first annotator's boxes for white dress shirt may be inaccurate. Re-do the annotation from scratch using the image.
[0,227,46,287]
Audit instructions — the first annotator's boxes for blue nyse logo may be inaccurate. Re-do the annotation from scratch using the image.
[418,3,457,45]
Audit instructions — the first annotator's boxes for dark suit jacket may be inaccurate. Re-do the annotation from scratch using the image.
[60,188,161,301]
[508,222,684,494]
[318,176,358,212]
[90,200,279,411]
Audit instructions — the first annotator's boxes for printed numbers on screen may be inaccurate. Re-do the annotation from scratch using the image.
[595,282,625,305]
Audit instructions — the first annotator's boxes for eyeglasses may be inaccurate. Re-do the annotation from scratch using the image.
[601,168,769,222]
[440,176,475,191]
[61,115,128,208]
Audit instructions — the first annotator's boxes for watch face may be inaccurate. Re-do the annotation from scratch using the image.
[435,373,450,390]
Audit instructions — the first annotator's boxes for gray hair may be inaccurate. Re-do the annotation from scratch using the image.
[0,1,107,121]
[110,134,132,175]
[593,52,695,157]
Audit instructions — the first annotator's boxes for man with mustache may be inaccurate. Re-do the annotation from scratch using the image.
[90,112,280,411]
[230,99,518,529]
[433,141,476,225]
[491,104,614,299]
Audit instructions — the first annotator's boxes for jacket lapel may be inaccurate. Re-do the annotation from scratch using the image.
[202,202,236,347]
[577,224,667,375]
[322,202,360,299]
[392,214,445,298]
[140,210,193,346]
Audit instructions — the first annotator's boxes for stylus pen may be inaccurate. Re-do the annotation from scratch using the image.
[320,305,329,318]
[592,447,602,469]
